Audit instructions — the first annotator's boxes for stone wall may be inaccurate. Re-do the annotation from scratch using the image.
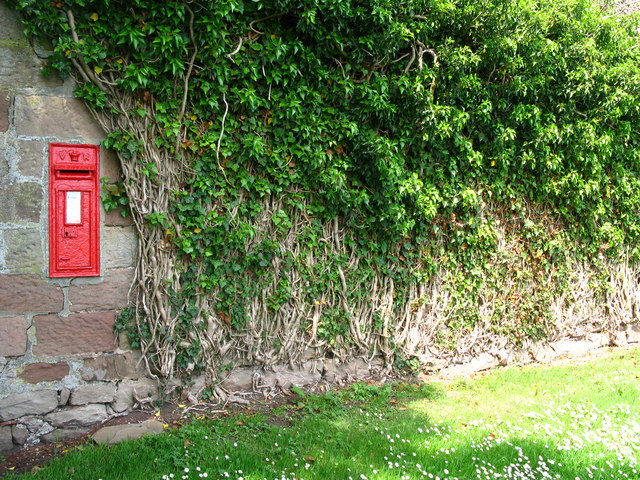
[0,0,151,453]
[2,0,640,457]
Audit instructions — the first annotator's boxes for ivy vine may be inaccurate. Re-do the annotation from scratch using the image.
[10,0,640,384]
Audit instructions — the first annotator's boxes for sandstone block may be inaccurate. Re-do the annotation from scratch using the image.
[104,227,137,268]
[492,348,512,367]
[3,228,43,274]
[468,352,499,372]
[58,388,71,406]
[11,424,29,445]
[626,323,640,343]
[0,390,58,421]
[437,354,498,379]
[550,339,598,357]
[587,332,611,347]
[0,183,14,223]
[0,425,13,453]
[322,359,338,383]
[0,315,27,357]
[0,142,8,178]
[81,351,143,381]
[0,89,9,133]
[417,355,448,372]
[0,42,51,91]
[33,311,116,356]
[111,379,157,413]
[45,404,108,428]
[117,330,132,350]
[19,362,70,384]
[219,367,254,392]
[17,140,45,178]
[613,330,628,346]
[42,427,89,444]
[14,95,105,139]
[70,269,134,312]
[101,148,122,182]
[0,2,63,90]
[262,365,322,390]
[69,382,117,405]
[14,181,42,223]
[0,274,62,313]
[92,419,164,445]
[530,344,556,363]
[323,358,370,383]
[105,208,134,227]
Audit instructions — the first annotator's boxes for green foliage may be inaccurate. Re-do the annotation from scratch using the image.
[100,178,130,217]
[114,306,144,349]
[9,0,640,374]
[394,353,423,375]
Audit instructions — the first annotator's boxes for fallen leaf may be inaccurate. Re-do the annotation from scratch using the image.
[304,455,315,463]
[184,439,191,448]
[90,12,99,21]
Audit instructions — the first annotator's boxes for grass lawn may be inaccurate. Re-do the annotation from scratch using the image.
[3,347,639,480]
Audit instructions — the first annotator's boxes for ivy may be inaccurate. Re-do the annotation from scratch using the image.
[9,0,640,378]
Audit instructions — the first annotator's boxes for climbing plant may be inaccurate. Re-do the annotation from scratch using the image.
[9,0,640,386]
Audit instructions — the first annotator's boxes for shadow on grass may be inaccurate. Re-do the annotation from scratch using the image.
[4,381,638,480]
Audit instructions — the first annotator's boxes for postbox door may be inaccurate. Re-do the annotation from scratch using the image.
[49,144,100,277]
[51,188,97,273]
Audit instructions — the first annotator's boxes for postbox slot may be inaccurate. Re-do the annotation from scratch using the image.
[56,169,93,178]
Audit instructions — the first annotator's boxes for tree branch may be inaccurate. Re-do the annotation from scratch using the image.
[226,37,243,59]
[66,9,110,93]
[249,12,285,35]
[178,5,198,125]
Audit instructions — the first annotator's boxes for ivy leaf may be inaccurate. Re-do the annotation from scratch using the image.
[90,12,99,21]
[94,65,103,74]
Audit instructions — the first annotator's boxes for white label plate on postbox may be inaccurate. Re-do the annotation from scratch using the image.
[66,191,82,224]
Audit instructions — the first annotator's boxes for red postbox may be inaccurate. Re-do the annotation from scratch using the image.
[49,143,100,277]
